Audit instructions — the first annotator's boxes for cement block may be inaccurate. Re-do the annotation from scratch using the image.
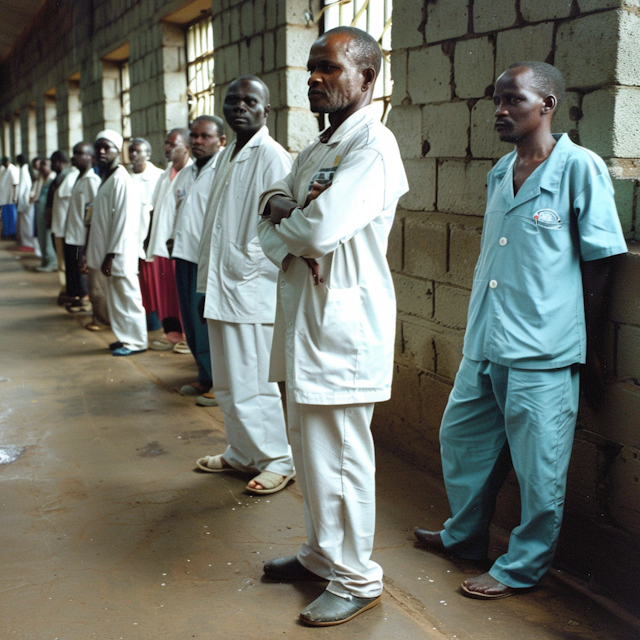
[285,25,317,69]
[473,0,516,33]
[387,215,403,272]
[616,324,640,382]
[254,0,265,33]
[283,67,310,110]
[556,12,618,89]
[612,176,635,236]
[280,108,318,153]
[261,71,280,110]
[225,44,240,81]
[426,0,469,43]
[239,39,249,75]
[212,14,223,49]
[230,6,241,42]
[222,8,231,42]
[275,25,287,69]
[390,50,408,106]
[594,382,640,449]
[401,319,437,372]
[407,46,451,105]
[263,30,275,72]
[449,223,482,288]
[241,1,254,38]
[400,158,437,212]
[611,253,640,325]
[551,91,581,141]
[438,160,491,216]
[608,446,640,536]
[578,0,630,10]
[611,88,640,159]
[495,23,554,79]
[470,98,511,159]
[386,105,422,160]
[433,284,470,329]
[394,273,434,320]
[433,329,465,380]
[454,37,494,99]
[520,0,572,22]
[265,2,278,30]
[248,34,263,74]
[565,438,601,519]
[404,211,448,280]
[422,101,469,158]
[391,2,424,50]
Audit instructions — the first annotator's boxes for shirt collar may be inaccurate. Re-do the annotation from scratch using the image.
[319,104,379,145]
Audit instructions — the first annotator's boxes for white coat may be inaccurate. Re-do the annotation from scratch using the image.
[197,126,292,323]
[257,105,409,405]
[64,170,101,247]
[16,164,32,213]
[130,162,163,259]
[0,163,19,205]
[172,152,222,264]
[86,166,141,277]
[51,167,80,238]
[145,159,192,261]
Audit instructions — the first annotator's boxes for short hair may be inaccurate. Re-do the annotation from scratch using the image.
[168,127,190,145]
[51,150,69,163]
[73,141,94,154]
[17,154,27,165]
[322,26,382,78]
[191,115,226,139]
[508,61,566,108]
[130,137,152,154]
[1,156,8,164]
[228,75,271,104]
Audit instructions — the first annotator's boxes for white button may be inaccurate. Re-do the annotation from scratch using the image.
[499,237,507,246]
[489,280,498,289]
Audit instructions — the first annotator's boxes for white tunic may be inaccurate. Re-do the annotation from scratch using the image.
[65,170,101,246]
[145,159,193,261]
[16,164,32,213]
[257,105,409,405]
[51,167,80,238]
[172,151,222,263]
[0,163,19,205]
[86,166,141,277]
[197,126,292,323]
[130,162,163,259]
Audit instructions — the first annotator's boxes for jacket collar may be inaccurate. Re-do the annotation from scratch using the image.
[228,125,269,163]
[320,104,378,146]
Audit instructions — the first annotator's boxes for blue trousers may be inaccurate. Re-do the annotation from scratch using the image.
[439,357,579,588]
[1,204,17,237]
[174,258,212,386]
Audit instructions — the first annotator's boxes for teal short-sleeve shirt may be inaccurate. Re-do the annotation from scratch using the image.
[463,133,627,369]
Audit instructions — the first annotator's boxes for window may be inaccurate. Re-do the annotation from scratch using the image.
[120,61,132,141]
[185,15,215,120]
[322,0,393,123]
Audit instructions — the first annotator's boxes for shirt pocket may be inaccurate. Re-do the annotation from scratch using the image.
[223,238,264,283]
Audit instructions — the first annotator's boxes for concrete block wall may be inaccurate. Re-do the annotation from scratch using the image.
[380,0,640,611]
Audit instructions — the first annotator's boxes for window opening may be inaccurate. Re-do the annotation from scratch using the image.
[185,15,215,120]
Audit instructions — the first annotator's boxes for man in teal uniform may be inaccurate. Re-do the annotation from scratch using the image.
[414,62,627,599]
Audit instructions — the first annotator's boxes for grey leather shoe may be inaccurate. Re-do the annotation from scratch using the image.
[414,528,446,551]
[300,590,381,626]
[263,556,325,581]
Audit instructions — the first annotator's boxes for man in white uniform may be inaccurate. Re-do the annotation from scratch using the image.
[0,156,19,238]
[86,130,146,356]
[257,28,408,625]
[194,76,294,495]
[65,142,101,315]
[16,154,36,251]
[171,116,225,404]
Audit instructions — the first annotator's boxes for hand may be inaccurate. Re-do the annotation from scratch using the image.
[197,295,207,325]
[303,257,323,285]
[78,251,88,275]
[101,254,114,277]
[166,238,174,257]
[303,180,332,207]
[267,195,298,225]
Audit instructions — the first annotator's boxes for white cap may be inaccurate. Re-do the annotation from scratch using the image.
[95,129,124,151]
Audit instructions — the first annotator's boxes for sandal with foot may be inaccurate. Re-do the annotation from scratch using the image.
[246,470,296,495]
[196,454,236,473]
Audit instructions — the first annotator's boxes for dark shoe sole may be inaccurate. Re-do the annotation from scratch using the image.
[300,594,381,626]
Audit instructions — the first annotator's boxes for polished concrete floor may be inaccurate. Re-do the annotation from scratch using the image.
[0,242,638,640]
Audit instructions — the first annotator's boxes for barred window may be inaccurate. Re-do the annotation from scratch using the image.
[120,61,132,141]
[186,16,215,120]
[322,0,393,123]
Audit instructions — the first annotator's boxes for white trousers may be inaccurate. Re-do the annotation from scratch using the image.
[105,274,148,351]
[207,320,293,476]
[18,205,39,254]
[288,399,383,599]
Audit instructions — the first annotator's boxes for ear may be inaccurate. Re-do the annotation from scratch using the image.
[542,94,557,115]
[264,103,271,119]
[220,134,227,147]
[362,68,376,92]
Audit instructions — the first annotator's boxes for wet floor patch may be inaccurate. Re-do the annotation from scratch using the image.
[137,441,167,457]
[0,446,25,464]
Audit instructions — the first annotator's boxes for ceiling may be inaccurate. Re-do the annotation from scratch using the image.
[0,0,46,63]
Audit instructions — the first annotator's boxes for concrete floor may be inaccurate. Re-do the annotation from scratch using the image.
[0,241,638,640]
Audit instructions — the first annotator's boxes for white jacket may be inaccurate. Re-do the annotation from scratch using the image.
[130,162,163,259]
[65,170,101,246]
[257,105,408,405]
[16,164,32,213]
[197,126,292,323]
[52,167,80,237]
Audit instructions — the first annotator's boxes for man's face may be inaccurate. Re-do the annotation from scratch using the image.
[493,67,547,144]
[222,79,269,137]
[39,159,51,177]
[307,33,363,115]
[128,142,149,170]
[51,155,63,174]
[72,144,94,173]
[165,132,188,164]
[189,120,222,160]
[94,139,119,168]
[32,159,42,172]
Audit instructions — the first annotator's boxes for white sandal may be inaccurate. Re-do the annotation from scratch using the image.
[246,470,296,495]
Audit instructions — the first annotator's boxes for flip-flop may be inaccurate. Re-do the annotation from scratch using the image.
[460,582,519,599]
[245,470,296,495]
[196,454,236,473]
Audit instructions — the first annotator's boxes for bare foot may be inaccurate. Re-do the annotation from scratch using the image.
[461,572,516,599]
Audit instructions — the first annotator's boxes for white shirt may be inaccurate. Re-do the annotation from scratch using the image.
[257,105,409,405]
[86,166,141,277]
[197,126,292,323]
[0,163,20,205]
[130,162,163,259]
[52,167,80,237]
[64,169,101,246]
[16,164,32,213]
[172,151,222,263]
[146,159,193,261]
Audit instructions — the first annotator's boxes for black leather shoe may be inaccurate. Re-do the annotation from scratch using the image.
[300,590,381,626]
[263,556,326,581]
[414,528,446,551]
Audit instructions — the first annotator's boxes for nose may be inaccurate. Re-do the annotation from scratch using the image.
[494,100,508,117]
[308,70,321,86]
